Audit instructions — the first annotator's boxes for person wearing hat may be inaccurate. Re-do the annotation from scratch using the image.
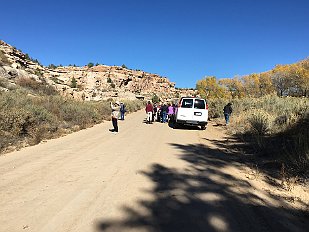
[110,101,120,132]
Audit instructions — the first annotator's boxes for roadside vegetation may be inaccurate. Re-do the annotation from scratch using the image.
[229,96,308,173]
[197,58,309,175]
[0,50,11,66]
[0,78,144,154]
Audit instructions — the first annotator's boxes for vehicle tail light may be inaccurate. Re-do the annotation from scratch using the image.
[206,103,209,110]
[178,100,181,108]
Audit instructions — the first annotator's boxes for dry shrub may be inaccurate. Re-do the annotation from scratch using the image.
[0,108,34,136]
[207,98,228,118]
[0,77,9,88]
[0,50,11,65]
[89,101,111,121]
[229,111,249,134]
[279,113,309,172]
[247,109,273,135]
[122,99,145,113]
[0,88,153,153]
[0,131,17,151]
[228,95,309,173]
[59,100,102,129]
[280,163,299,191]
[16,78,57,95]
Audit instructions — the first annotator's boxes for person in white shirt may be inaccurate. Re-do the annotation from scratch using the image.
[110,101,120,132]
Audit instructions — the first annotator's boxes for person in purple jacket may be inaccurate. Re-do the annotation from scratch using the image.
[167,103,175,122]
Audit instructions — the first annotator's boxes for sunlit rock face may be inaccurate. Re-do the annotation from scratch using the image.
[0,40,197,101]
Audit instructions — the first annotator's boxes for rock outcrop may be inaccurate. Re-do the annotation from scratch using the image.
[0,40,197,100]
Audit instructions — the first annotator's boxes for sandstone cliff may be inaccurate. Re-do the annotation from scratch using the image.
[0,40,197,101]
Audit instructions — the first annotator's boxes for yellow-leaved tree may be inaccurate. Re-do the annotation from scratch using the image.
[196,76,227,99]
[292,59,309,96]
[271,64,294,96]
[242,74,261,97]
[219,77,245,98]
[258,72,275,96]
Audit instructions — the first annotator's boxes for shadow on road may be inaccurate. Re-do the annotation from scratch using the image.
[96,141,308,232]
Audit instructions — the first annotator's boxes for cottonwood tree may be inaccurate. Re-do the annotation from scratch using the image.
[219,77,245,98]
[271,65,292,96]
[196,76,227,99]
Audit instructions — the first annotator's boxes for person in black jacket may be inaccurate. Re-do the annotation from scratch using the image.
[223,103,233,125]
[119,102,126,120]
[160,103,168,123]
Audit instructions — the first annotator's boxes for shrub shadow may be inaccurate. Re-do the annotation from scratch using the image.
[96,142,308,232]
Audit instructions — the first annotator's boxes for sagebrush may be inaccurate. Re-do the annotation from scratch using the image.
[210,95,309,173]
[0,90,144,153]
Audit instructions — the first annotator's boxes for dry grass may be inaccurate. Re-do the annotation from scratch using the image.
[280,163,299,191]
[245,164,261,180]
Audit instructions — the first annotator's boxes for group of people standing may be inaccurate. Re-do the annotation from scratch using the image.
[109,99,233,133]
[145,101,176,124]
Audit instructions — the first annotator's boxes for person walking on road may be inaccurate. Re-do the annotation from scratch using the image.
[223,103,233,125]
[110,101,120,132]
[145,101,154,124]
[119,102,126,120]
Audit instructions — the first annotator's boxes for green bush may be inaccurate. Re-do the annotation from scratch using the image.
[87,62,94,68]
[152,94,160,103]
[70,77,77,88]
[48,64,57,69]
[34,69,43,77]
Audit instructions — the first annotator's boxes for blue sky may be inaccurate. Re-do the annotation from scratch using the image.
[1,0,308,88]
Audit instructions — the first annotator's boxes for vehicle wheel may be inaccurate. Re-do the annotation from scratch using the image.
[173,122,179,129]
[201,125,206,130]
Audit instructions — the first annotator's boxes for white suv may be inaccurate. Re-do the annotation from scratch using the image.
[175,97,208,130]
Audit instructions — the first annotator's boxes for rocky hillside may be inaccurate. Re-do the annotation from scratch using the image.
[0,40,197,101]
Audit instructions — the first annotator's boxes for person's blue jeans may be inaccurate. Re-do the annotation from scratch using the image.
[162,112,167,123]
[120,111,125,120]
[224,113,230,125]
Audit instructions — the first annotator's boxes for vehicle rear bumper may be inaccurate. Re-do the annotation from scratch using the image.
[176,119,207,126]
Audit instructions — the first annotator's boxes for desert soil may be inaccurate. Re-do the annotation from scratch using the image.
[0,110,308,232]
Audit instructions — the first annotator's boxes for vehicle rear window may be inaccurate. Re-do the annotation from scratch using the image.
[194,99,206,109]
[181,99,193,108]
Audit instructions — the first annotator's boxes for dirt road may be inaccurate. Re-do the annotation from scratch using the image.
[0,110,308,232]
